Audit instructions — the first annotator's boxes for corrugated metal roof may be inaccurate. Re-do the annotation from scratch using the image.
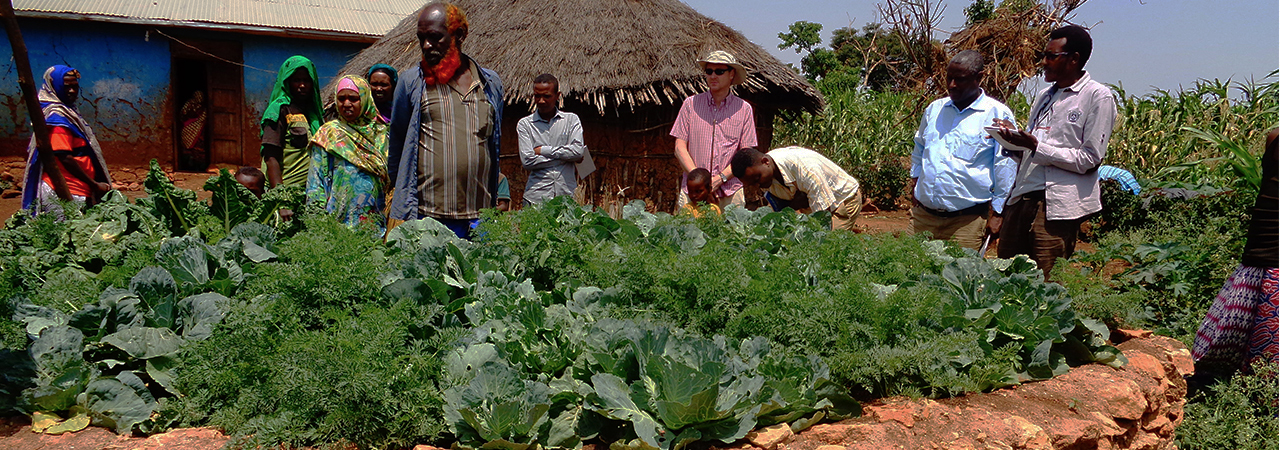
[14,0,423,39]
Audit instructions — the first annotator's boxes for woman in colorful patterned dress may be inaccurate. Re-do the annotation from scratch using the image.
[306,75,390,234]
[1190,128,1278,386]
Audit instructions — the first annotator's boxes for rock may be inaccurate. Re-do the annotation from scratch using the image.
[1144,415,1171,433]
[1116,328,1153,340]
[1123,353,1166,381]
[114,427,229,450]
[1097,378,1148,420]
[1086,411,1126,437]
[1,189,18,199]
[804,423,854,443]
[1002,416,1051,450]
[813,445,845,450]
[746,423,793,450]
[1166,347,1195,377]
[865,399,921,427]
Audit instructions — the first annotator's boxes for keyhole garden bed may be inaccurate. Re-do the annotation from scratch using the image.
[0,163,1165,450]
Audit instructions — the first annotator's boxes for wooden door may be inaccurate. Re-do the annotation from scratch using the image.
[170,38,245,166]
[206,60,243,165]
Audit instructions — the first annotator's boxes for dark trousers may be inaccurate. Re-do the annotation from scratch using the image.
[997,191,1083,280]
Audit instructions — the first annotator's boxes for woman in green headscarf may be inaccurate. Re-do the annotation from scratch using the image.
[307,75,389,233]
[260,55,322,191]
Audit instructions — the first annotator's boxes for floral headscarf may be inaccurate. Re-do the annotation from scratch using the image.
[311,75,388,183]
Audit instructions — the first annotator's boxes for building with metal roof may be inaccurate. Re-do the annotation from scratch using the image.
[0,0,424,169]
[14,0,423,41]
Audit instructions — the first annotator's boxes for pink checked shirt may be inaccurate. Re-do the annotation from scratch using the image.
[670,91,758,197]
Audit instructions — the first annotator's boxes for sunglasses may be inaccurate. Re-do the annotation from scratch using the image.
[704,68,732,76]
[1036,51,1072,61]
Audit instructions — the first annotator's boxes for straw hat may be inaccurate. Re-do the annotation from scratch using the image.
[698,50,747,86]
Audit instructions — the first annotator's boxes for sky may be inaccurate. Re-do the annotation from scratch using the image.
[680,0,1279,96]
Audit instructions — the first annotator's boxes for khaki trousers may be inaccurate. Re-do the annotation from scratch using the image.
[830,191,863,232]
[910,205,988,249]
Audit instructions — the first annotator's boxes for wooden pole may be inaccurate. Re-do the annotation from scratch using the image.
[0,0,70,202]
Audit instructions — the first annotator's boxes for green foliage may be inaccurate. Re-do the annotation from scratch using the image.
[203,169,258,237]
[138,160,206,237]
[963,0,994,25]
[1108,73,1277,187]
[777,21,823,54]
[241,215,387,329]
[773,89,916,210]
[1178,363,1279,450]
[2,166,1131,449]
[12,266,232,434]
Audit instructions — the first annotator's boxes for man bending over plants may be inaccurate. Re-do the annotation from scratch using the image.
[731,147,862,231]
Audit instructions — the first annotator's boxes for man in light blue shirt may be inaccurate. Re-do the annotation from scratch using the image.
[518,73,585,205]
[910,50,1016,250]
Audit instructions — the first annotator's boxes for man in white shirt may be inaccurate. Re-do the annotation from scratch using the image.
[730,146,862,231]
[518,73,585,205]
[993,25,1118,278]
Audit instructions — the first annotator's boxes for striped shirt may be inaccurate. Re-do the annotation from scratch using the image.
[670,91,757,198]
[765,146,860,212]
[416,61,495,220]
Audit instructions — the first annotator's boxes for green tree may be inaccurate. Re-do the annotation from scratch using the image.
[829,23,915,91]
[777,21,824,55]
[964,0,995,25]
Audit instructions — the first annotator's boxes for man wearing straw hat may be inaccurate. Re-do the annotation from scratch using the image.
[670,50,757,212]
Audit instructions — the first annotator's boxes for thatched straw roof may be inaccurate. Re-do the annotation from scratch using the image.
[332,0,824,114]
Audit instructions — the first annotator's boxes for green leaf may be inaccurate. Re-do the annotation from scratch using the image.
[145,356,180,396]
[204,168,258,234]
[42,410,90,434]
[101,327,182,359]
[587,373,662,449]
[176,292,230,341]
[130,267,178,329]
[23,326,91,412]
[141,159,200,236]
[154,237,214,287]
[84,375,157,434]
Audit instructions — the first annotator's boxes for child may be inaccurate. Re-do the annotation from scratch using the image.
[730,147,862,231]
[235,166,266,198]
[680,168,722,218]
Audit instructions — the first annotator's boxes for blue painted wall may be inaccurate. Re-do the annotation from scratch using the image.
[0,18,368,167]
[0,18,172,163]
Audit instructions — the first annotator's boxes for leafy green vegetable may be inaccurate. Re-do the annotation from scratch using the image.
[203,168,258,235]
[138,160,206,236]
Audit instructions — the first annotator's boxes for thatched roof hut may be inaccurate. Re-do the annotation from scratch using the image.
[334,0,825,211]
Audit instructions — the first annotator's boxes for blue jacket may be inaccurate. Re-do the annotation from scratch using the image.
[387,58,504,220]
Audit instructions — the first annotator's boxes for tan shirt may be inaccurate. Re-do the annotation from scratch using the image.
[765,146,860,212]
[416,61,496,219]
[1008,72,1117,220]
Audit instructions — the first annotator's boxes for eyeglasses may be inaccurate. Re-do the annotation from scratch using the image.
[1036,51,1072,61]
[704,68,732,76]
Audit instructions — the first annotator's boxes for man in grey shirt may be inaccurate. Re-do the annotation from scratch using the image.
[993,25,1117,279]
[518,73,585,205]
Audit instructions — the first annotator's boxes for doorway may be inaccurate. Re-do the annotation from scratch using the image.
[169,38,244,171]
